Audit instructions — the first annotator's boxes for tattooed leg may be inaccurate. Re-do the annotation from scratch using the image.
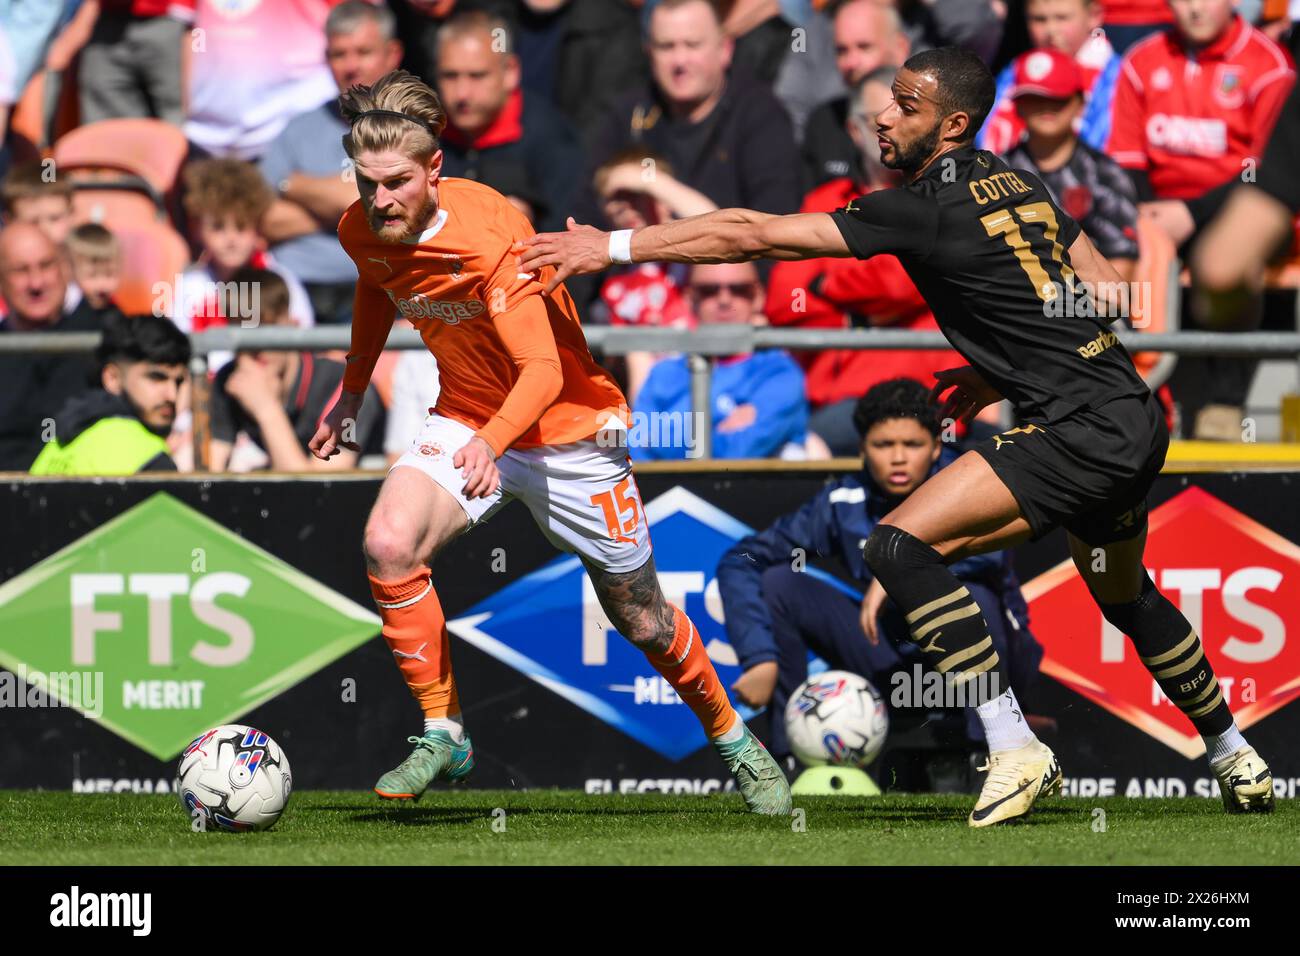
[585,555,735,737]
[584,555,676,654]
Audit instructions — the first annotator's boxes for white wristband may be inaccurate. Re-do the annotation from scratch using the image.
[608,229,634,265]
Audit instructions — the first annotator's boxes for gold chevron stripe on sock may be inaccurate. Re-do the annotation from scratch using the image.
[913,601,982,640]
[1139,629,1197,667]
[905,586,968,626]
[950,653,999,687]
[935,636,994,674]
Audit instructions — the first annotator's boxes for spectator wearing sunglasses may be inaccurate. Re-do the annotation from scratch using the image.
[631,261,808,460]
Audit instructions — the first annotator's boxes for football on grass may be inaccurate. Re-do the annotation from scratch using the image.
[176,725,292,832]
[785,670,889,768]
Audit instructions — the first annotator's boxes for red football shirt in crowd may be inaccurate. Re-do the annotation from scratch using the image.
[1108,15,1294,199]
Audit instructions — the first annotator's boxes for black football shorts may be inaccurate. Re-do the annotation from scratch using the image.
[973,392,1169,545]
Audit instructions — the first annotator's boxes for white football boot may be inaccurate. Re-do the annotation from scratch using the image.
[968,738,1061,828]
[1211,745,1274,814]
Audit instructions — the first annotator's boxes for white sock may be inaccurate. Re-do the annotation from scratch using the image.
[974,688,1035,752]
[1204,723,1246,765]
[424,714,465,743]
[714,711,744,744]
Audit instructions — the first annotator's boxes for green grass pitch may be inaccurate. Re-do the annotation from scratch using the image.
[3,790,1296,865]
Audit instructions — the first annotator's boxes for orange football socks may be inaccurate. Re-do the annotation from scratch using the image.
[369,567,460,721]
[647,604,739,740]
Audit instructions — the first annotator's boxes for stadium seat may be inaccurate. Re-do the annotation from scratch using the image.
[71,188,160,228]
[107,219,192,317]
[53,119,189,217]
[7,80,46,161]
[68,177,194,317]
[10,59,81,154]
[53,118,189,195]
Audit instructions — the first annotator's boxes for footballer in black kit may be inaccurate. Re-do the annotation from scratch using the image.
[522,46,1275,828]
[829,142,1165,545]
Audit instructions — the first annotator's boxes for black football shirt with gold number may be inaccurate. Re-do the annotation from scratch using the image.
[830,144,1149,424]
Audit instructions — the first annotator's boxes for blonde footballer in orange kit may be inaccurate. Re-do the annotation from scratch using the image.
[309,70,790,813]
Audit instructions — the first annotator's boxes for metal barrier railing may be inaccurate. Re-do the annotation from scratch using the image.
[7,325,1300,356]
[4,326,1300,461]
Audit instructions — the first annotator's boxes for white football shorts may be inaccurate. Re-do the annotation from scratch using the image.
[392,413,653,574]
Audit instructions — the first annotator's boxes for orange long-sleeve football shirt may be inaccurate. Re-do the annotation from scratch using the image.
[338,177,627,457]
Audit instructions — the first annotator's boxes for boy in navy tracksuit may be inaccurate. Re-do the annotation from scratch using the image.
[717,378,1043,761]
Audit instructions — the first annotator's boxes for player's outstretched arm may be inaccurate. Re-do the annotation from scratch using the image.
[518,211,851,294]
[1067,231,1130,319]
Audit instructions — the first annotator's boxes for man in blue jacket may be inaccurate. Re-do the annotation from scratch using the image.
[717,377,1043,761]
[632,261,808,460]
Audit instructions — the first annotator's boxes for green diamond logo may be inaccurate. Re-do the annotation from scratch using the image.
[0,492,379,759]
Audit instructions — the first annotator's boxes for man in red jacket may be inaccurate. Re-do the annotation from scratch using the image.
[766,65,961,457]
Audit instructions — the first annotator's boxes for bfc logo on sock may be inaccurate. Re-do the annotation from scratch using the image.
[445,487,837,760]
[1023,487,1300,758]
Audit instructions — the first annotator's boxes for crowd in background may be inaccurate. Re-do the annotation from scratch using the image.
[0,0,1297,475]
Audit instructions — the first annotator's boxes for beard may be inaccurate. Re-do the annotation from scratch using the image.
[129,396,175,436]
[370,193,439,244]
[143,409,176,437]
[882,120,943,174]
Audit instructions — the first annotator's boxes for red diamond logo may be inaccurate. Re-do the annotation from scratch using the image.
[1023,487,1300,758]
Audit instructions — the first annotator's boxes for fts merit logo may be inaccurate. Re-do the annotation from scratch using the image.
[449,487,814,760]
[0,492,379,759]
[1025,487,1300,758]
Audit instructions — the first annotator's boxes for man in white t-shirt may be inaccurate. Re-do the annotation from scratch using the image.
[185,0,356,160]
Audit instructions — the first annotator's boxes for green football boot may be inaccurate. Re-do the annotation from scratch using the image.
[715,723,793,816]
[374,729,475,800]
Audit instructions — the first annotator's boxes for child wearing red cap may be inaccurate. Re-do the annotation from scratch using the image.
[978,0,1120,155]
[1004,47,1139,282]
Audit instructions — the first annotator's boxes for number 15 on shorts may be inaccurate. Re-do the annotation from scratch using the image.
[590,477,644,545]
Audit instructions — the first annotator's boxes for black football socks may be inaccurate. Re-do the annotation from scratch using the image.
[1096,572,1242,760]
[864,525,1012,709]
